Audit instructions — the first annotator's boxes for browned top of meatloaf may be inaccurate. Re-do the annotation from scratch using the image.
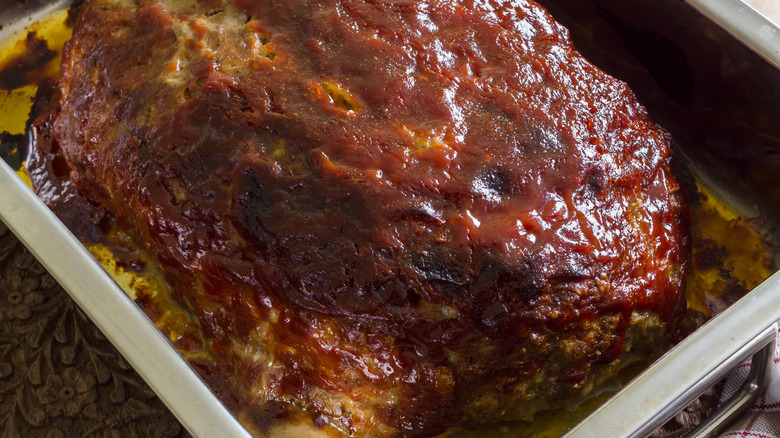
[30,0,688,436]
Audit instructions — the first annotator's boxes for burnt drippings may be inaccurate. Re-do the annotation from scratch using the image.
[0,32,57,91]
[66,0,86,27]
[0,132,25,169]
[0,31,58,170]
[0,80,61,171]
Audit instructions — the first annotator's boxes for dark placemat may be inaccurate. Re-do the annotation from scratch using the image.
[0,220,189,438]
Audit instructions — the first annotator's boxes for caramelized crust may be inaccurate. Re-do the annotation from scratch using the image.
[31,0,689,436]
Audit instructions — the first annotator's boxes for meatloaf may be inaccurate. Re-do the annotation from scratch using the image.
[29,0,689,436]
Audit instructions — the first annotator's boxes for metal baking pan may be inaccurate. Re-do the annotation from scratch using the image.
[1,0,780,436]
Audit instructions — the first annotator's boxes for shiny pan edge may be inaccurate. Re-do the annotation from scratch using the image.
[688,0,780,71]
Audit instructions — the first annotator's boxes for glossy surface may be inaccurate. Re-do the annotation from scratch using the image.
[28,0,688,436]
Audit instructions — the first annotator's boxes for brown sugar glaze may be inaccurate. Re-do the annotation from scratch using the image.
[25,0,692,436]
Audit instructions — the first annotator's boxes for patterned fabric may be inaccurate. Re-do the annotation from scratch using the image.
[0,221,189,437]
[719,334,780,438]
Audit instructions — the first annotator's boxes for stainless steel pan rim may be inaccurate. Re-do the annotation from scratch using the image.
[2,0,780,437]
[689,0,780,70]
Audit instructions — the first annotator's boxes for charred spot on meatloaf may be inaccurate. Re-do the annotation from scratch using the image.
[30,0,689,436]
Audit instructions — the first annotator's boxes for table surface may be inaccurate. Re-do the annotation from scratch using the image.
[1,2,780,438]
[0,223,190,437]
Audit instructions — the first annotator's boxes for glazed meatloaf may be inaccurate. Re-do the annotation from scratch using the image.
[30,0,689,436]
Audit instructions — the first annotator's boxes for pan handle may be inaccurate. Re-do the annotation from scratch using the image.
[684,324,776,437]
